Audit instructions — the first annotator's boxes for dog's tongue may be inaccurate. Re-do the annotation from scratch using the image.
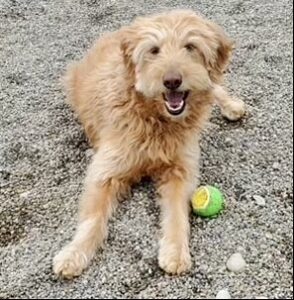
[165,91,184,106]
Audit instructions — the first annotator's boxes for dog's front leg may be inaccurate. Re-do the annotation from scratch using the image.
[157,168,195,275]
[53,150,129,279]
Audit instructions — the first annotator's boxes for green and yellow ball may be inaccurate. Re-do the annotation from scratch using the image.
[191,185,225,218]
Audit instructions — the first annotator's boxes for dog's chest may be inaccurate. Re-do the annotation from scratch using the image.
[123,116,188,161]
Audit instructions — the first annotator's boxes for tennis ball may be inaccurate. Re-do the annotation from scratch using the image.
[191,185,225,218]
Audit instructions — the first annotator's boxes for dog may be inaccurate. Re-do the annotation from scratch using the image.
[53,9,245,278]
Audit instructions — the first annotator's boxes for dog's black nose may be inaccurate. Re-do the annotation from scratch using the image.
[163,72,182,90]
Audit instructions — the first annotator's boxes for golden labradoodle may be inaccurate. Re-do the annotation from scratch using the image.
[53,10,245,278]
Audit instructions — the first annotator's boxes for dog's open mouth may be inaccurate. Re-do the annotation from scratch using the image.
[163,91,189,115]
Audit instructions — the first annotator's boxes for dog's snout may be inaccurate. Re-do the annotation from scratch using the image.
[163,72,182,90]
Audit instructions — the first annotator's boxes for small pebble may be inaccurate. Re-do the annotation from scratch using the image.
[20,191,30,198]
[225,137,233,145]
[199,264,209,273]
[237,246,245,253]
[253,195,266,206]
[272,162,279,170]
[85,148,94,159]
[216,289,231,299]
[226,252,246,273]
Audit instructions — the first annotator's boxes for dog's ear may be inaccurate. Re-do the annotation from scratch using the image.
[120,27,137,77]
[203,22,234,83]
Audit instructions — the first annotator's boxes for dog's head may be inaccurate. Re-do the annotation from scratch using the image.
[121,10,233,117]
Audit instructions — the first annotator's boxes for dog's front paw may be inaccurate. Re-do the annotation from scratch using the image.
[53,245,88,279]
[221,98,246,121]
[158,242,191,275]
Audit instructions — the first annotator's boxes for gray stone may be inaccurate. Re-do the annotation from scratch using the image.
[226,253,246,273]
[216,289,231,299]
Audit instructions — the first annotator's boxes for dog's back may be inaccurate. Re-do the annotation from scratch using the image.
[63,31,126,147]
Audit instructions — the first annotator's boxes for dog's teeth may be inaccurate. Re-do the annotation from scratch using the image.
[166,100,184,111]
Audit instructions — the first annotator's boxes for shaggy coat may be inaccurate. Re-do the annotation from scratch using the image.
[53,10,245,278]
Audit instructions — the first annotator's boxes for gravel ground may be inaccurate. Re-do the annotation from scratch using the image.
[0,0,293,299]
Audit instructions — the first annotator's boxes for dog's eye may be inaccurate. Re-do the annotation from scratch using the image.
[150,47,160,55]
[185,43,196,52]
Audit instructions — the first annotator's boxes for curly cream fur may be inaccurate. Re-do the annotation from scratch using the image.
[53,10,245,278]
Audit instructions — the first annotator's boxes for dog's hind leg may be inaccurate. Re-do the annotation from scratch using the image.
[213,84,246,121]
